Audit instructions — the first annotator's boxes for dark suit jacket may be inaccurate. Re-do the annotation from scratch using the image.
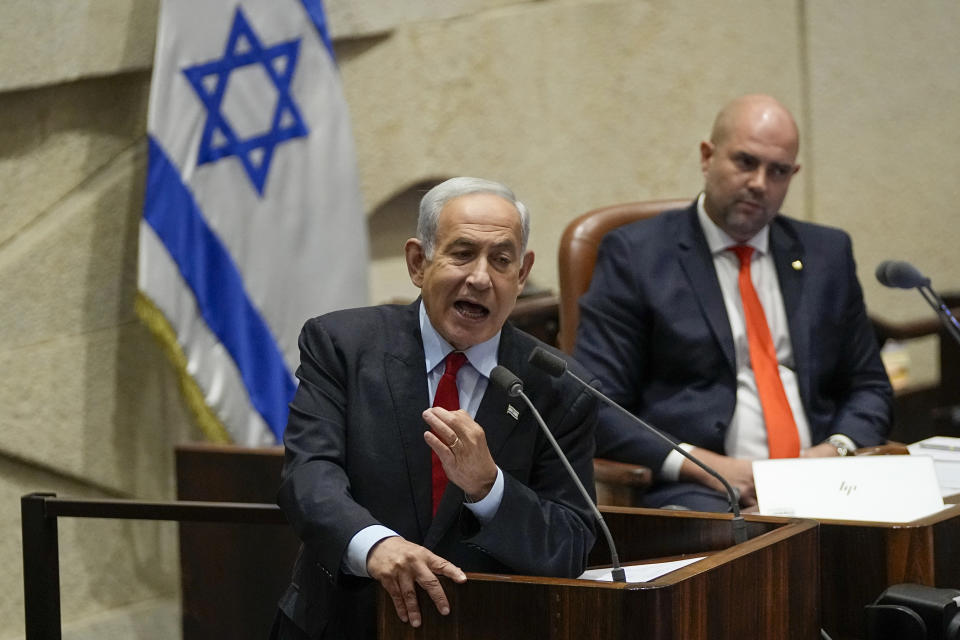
[276,301,598,639]
[574,202,892,473]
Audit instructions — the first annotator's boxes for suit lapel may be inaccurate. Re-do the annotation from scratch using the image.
[384,302,433,540]
[769,218,810,403]
[476,323,526,459]
[675,205,737,373]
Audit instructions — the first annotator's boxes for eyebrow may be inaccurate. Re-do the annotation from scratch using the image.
[447,236,518,252]
[734,150,793,171]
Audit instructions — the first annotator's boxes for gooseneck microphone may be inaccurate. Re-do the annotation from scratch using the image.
[489,365,627,582]
[527,347,748,545]
[875,260,931,289]
[876,260,960,348]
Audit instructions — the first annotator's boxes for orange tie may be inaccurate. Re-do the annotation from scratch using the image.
[729,246,800,458]
[431,351,467,514]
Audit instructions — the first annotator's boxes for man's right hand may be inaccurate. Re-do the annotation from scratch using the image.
[679,448,757,507]
[366,536,467,628]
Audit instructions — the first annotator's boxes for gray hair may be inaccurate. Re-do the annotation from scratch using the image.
[417,177,530,258]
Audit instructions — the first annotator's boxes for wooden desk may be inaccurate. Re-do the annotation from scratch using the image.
[818,504,960,640]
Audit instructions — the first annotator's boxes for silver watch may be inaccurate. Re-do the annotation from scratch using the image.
[827,435,853,457]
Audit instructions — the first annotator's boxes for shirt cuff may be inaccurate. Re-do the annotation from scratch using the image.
[343,524,399,577]
[659,443,695,481]
[463,467,504,523]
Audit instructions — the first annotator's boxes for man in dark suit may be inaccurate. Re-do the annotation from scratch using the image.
[574,94,892,512]
[272,177,598,639]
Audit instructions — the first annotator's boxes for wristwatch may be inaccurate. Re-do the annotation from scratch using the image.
[827,435,854,457]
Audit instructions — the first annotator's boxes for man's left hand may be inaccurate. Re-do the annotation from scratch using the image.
[800,442,841,457]
[422,407,498,501]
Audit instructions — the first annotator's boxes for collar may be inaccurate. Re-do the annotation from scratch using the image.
[418,300,500,377]
[696,192,770,256]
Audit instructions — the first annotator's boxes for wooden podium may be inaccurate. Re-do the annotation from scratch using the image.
[818,501,960,640]
[379,507,820,639]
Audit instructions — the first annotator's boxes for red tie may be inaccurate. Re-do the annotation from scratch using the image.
[730,246,800,458]
[431,351,467,514]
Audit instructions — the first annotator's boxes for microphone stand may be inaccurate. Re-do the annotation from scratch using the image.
[513,389,627,582]
[560,367,748,545]
[917,284,960,348]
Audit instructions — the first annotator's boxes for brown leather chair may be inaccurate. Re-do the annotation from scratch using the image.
[558,198,689,505]
[557,199,690,354]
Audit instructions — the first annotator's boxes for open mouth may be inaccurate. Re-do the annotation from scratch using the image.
[454,300,490,320]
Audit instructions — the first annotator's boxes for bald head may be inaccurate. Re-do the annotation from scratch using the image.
[700,94,801,242]
[709,94,799,154]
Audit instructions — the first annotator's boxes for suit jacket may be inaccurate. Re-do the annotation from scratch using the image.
[574,202,892,472]
[276,301,598,639]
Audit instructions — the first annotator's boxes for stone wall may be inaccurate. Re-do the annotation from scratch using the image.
[2,1,957,637]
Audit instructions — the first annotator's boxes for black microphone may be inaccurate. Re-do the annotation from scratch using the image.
[528,347,748,545]
[876,260,960,348]
[489,365,627,582]
[875,260,931,289]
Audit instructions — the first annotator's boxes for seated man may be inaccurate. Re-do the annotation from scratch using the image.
[574,94,892,512]
[272,177,599,640]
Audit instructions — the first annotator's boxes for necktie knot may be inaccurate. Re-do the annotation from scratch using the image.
[442,351,468,379]
[730,245,754,267]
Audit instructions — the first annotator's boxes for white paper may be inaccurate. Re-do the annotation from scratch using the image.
[753,456,945,522]
[908,437,960,497]
[578,557,705,583]
[910,436,960,456]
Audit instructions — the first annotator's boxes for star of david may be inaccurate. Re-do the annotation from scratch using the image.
[182,8,309,196]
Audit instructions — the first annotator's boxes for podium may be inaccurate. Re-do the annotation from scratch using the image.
[379,507,820,639]
[819,501,960,640]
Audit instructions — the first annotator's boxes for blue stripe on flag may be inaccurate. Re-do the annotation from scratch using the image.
[144,136,295,440]
[299,0,335,61]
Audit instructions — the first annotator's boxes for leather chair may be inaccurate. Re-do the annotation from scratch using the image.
[557,198,689,505]
[557,199,690,354]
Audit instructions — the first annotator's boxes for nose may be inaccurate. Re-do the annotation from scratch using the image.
[746,166,766,194]
[465,257,492,290]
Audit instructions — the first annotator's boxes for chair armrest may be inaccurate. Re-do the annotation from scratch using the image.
[592,458,653,507]
[593,458,653,486]
[854,442,910,456]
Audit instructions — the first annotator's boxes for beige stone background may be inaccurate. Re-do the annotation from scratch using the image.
[1,0,957,637]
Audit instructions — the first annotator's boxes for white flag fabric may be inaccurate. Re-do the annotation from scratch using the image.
[138,0,368,445]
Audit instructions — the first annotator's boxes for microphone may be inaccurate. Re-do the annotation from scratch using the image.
[876,260,960,348]
[875,260,931,289]
[527,347,748,545]
[489,365,627,582]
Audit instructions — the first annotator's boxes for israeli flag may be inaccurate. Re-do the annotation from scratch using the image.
[138,0,368,445]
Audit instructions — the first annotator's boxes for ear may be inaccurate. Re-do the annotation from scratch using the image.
[404,238,427,289]
[517,250,535,289]
[699,140,715,176]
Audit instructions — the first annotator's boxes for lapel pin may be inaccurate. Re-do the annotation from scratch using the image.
[792,259,803,271]
[506,404,519,420]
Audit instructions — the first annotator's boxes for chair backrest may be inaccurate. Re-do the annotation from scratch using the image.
[557,199,690,354]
